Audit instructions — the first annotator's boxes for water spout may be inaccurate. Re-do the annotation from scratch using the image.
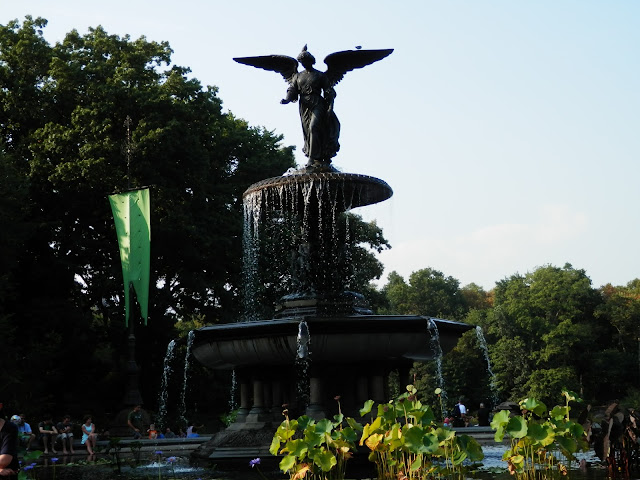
[297,320,310,359]
[156,339,176,429]
[229,369,238,411]
[475,325,500,407]
[295,320,311,410]
[179,330,195,428]
[428,319,448,418]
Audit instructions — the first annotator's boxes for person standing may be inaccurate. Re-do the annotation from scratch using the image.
[477,402,491,426]
[452,397,468,427]
[127,405,143,439]
[0,402,19,478]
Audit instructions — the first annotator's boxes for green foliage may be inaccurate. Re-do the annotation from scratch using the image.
[359,385,483,480]
[382,268,468,319]
[270,401,360,480]
[491,392,589,480]
[0,16,294,415]
[485,264,604,405]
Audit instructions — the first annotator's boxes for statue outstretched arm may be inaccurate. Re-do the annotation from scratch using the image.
[281,84,299,104]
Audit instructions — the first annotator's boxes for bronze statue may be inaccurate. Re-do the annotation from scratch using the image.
[234,45,393,169]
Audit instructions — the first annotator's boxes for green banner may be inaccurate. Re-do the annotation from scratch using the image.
[109,188,151,326]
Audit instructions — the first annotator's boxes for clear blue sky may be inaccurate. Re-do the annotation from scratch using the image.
[4,0,639,290]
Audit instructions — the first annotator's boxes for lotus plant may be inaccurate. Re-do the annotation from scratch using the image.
[491,391,589,480]
[359,385,483,480]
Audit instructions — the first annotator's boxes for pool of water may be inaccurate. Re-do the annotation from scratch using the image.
[23,447,609,480]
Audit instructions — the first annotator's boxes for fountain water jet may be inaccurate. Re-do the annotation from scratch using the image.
[179,330,195,429]
[157,339,177,430]
[475,326,500,407]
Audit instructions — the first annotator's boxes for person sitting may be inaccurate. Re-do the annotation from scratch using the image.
[56,415,75,454]
[186,426,200,438]
[81,415,97,455]
[13,414,36,450]
[147,423,158,439]
[38,414,59,454]
[164,427,177,439]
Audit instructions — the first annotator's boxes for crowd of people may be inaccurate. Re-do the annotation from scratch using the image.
[8,412,101,455]
[1,402,203,466]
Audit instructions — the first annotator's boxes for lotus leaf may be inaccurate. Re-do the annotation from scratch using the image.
[457,434,484,462]
[269,434,281,455]
[435,426,456,443]
[339,426,359,444]
[451,449,468,466]
[279,454,297,472]
[296,416,313,431]
[283,439,308,457]
[315,418,333,434]
[549,405,569,420]
[365,433,383,451]
[506,416,528,438]
[509,454,525,471]
[359,399,374,416]
[562,390,580,402]
[346,417,363,432]
[491,409,511,429]
[527,422,555,446]
[403,425,427,452]
[520,398,547,417]
[556,436,578,454]
[568,422,584,438]
[410,455,422,472]
[312,448,337,471]
[291,464,310,480]
[303,428,324,447]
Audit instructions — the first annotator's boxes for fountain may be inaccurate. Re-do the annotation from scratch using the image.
[190,46,474,464]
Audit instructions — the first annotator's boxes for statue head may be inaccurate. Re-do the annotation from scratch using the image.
[297,45,316,66]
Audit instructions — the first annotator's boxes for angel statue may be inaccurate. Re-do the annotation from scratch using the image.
[234,45,393,169]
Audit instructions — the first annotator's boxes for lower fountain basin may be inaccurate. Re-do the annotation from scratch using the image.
[192,316,473,370]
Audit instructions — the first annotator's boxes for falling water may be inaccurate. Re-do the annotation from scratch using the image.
[156,339,176,430]
[295,319,311,411]
[241,176,361,321]
[475,326,500,407]
[428,319,448,419]
[229,369,238,411]
[179,330,195,428]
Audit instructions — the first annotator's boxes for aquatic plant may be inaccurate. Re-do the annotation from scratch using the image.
[269,399,360,480]
[249,457,269,480]
[359,385,483,480]
[491,391,589,480]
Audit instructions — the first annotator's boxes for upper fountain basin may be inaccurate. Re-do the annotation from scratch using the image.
[243,171,393,212]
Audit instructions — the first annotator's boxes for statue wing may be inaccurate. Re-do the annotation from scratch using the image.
[233,55,299,83]
[324,49,393,87]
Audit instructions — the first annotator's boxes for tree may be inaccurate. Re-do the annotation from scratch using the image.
[592,280,640,400]
[0,17,295,414]
[485,264,603,404]
[382,267,467,319]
